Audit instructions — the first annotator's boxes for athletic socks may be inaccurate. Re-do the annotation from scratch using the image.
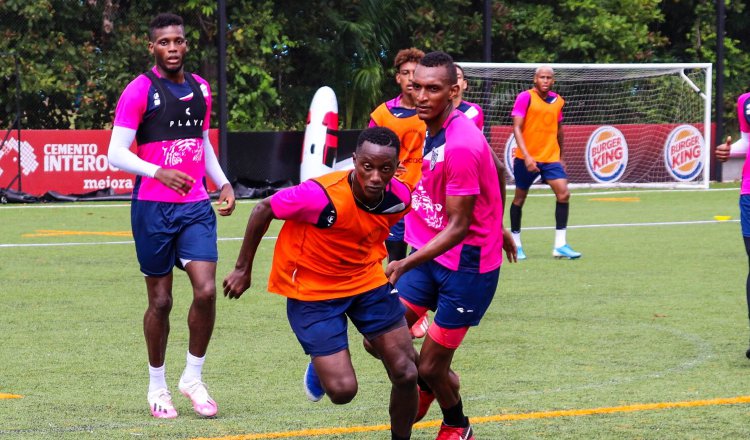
[555,201,569,230]
[391,433,410,440]
[510,203,522,233]
[441,398,468,427]
[555,228,567,249]
[148,364,168,393]
[182,351,206,383]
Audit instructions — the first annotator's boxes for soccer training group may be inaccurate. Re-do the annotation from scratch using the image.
[105,12,750,440]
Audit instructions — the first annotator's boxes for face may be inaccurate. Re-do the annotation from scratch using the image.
[149,25,188,76]
[351,141,398,202]
[533,67,555,94]
[395,61,418,97]
[456,66,468,96]
[412,64,458,123]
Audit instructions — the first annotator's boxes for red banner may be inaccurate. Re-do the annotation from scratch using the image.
[0,129,220,196]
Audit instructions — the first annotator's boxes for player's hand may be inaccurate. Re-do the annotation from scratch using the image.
[216,183,236,216]
[524,157,540,173]
[502,228,517,263]
[385,259,408,286]
[715,136,732,163]
[155,168,195,196]
[223,269,251,299]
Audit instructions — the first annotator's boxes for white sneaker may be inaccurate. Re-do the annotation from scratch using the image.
[147,388,178,419]
[178,377,218,417]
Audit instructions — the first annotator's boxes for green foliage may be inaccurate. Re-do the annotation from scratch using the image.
[0,0,748,134]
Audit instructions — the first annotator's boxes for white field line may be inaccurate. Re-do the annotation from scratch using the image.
[0,218,737,249]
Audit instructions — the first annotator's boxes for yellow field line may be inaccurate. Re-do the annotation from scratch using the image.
[191,395,750,440]
[0,393,23,399]
[22,230,132,238]
[588,197,641,202]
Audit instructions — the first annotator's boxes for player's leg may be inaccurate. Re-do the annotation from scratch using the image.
[740,195,750,358]
[175,200,220,417]
[511,157,535,260]
[419,266,499,438]
[288,296,358,404]
[132,200,180,418]
[350,284,418,439]
[545,163,581,259]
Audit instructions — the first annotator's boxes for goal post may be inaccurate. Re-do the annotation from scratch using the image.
[458,63,712,189]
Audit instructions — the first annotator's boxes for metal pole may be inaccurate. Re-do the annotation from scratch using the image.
[715,0,725,182]
[483,0,492,62]
[217,0,229,176]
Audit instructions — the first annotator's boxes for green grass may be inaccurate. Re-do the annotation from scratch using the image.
[2,185,750,439]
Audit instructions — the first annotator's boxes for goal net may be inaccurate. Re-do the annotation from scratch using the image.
[459,63,712,189]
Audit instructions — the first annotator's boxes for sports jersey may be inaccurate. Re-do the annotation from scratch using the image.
[456,100,484,131]
[370,95,425,189]
[511,89,564,163]
[405,109,504,273]
[112,66,212,203]
[738,93,750,195]
[268,170,411,301]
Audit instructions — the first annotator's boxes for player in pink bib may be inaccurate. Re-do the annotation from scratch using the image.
[715,91,750,359]
[107,13,235,420]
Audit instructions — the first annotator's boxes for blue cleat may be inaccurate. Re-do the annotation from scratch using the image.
[516,246,527,261]
[553,244,582,259]
[303,361,325,402]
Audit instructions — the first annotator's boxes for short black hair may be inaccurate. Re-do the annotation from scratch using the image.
[356,126,400,158]
[419,51,458,85]
[149,13,184,41]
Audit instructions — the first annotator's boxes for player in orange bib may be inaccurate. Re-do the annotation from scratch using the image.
[223,127,418,440]
[509,66,581,260]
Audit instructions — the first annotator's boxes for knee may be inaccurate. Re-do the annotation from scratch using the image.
[149,295,173,316]
[417,361,444,386]
[556,190,570,203]
[389,358,418,389]
[325,376,358,404]
[192,282,217,306]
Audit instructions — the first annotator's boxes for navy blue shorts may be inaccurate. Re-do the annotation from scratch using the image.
[131,199,218,277]
[286,283,407,356]
[395,259,500,329]
[741,195,750,237]
[513,158,568,190]
[387,218,406,242]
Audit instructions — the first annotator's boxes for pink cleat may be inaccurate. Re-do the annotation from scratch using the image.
[148,388,178,419]
[411,313,430,339]
[178,377,218,418]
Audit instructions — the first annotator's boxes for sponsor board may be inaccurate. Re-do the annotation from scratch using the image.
[663,125,704,182]
[0,130,219,196]
[585,126,628,183]
[503,134,517,181]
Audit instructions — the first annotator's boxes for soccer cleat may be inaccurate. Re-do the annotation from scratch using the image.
[303,361,325,402]
[414,385,435,423]
[553,244,581,259]
[435,422,475,440]
[178,377,218,417]
[411,314,430,338]
[147,388,178,419]
[516,246,527,261]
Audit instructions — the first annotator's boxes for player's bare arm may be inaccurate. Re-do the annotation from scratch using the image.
[386,194,475,285]
[223,198,275,299]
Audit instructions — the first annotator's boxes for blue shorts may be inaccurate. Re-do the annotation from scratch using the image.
[287,283,407,356]
[387,218,405,242]
[741,195,750,237]
[395,259,500,329]
[513,158,568,190]
[131,199,218,277]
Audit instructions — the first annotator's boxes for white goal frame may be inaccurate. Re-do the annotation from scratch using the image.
[459,62,712,189]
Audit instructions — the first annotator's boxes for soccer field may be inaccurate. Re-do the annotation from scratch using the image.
[2,185,750,439]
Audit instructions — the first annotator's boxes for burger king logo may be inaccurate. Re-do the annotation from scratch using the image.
[585,126,628,183]
[504,134,517,181]
[664,125,704,182]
